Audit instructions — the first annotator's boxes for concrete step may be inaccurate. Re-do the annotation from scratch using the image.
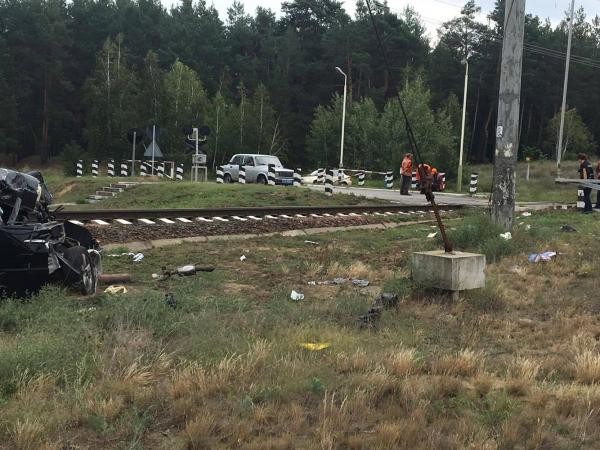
[95,191,116,197]
[102,187,124,193]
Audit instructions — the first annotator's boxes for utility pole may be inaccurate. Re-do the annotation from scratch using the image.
[491,0,526,231]
[556,0,575,178]
[457,58,468,193]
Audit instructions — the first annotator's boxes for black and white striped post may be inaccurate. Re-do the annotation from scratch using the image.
[317,168,325,184]
[140,161,147,177]
[176,163,184,181]
[158,162,165,178]
[358,171,365,186]
[268,164,276,186]
[325,169,334,196]
[577,189,585,211]
[293,168,302,187]
[91,160,99,177]
[216,166,224,183]
[385,170,394,189]
[469,173,478,195]
[411,171,417,190]
[120,161,128,177]
[108,160,115,177]
[239,165,246,184]
[76,160,83,178]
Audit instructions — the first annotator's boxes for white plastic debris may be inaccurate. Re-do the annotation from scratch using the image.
[107,251,144,262]
[521,212,532,217]
[528,251,556,263]
[525,224,531,230]
[304,240,319,245]
[133,253,144,262]
[427,232,438,238]
[290,290,304,301]
[499,232,512,240]
[240,255,247,262]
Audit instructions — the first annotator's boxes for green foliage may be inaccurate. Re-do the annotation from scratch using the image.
[60,142,87,175]
[544,108,596,159]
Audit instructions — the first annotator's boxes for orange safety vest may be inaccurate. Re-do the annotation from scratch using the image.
[400,157,412,176]
[415,164,431,181]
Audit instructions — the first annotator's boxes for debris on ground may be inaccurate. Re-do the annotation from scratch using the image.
[107,252,144,262]
[290,290,304,301]
[499,232,512,240]
[528,251,557,263]
[357,292,399,329]
[240,255,247,262]
[307,278,370,287]
[164,292,177,309]
[104,285,128,294]
[304,240,320,245]
[521,212,532,217]
[427,232,438,238]
[299,342,330,351]
[152,264,215,281]
[561,224,577,232]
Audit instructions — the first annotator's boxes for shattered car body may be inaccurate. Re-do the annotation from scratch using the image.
[0,168,101,296]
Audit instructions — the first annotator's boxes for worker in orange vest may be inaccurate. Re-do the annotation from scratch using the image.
[399,153,413,195]
[416,163,433,194]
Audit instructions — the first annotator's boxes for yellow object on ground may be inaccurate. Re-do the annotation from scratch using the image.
[299,343,331,351]
[104,285,128,294]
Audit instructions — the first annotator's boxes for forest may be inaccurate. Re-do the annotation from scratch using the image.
[0,0,599,175]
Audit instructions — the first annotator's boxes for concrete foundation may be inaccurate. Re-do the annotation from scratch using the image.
[411,250,486,292]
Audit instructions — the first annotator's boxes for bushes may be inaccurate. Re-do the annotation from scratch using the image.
[60,142,87,176]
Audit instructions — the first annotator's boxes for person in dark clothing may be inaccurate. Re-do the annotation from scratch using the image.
[577,153,594,213]
[595,160,600,209]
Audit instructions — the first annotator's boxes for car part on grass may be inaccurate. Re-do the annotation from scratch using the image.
[357,292,399,329]
[290,290,304,301]
[165,292,177,309]
[0,168,102,296]
[560,224,577,232]
[307,278,370,287]
[299,343,330,351]
[152,263,215,281]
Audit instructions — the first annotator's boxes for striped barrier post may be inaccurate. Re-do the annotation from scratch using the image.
[385,170,394,189]
[469,173,478,195]
[317,168,325,184]
[293,168,302,187]
[268,164,276,186]
[440,173,446,191]
[108,160,115,177]
[140,161,147,177]
[216,166,224,183]
[120,161,128,177]
[76,160,83,178]
[176,163,184,181]
[411,171,417,190]
[158,162,165,178]
[325,169,333,196]
[91,160,98,177]
[358,171,365,186]
[577,189,585,211]
[239,165,246,184]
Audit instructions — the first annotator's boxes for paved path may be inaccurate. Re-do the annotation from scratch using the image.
[307,185,490,207]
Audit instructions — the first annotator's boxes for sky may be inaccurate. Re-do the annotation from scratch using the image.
[161,0,600,40]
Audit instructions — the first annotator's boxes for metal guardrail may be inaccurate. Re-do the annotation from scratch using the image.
[53,204,463,222]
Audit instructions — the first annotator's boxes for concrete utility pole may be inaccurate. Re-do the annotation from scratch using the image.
[457,58,469,193]
[556,0,576,178]
[491,0,526,230]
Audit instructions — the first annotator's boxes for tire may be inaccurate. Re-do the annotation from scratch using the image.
[223,173,233,183]
[257,175,268,185]
[62,246,97,295]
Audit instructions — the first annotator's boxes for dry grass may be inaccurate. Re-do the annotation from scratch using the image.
[385,347,418,377]
[508,356,541,381]
[573,351,600,385]
[433,349,484,377]
[10,418,44,450]
[318,391,348,450]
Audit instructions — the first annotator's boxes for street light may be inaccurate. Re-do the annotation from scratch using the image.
[457,58,468,193]
[335,66,347,169]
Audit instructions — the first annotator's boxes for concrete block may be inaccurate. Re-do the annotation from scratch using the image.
[411,250,485,291]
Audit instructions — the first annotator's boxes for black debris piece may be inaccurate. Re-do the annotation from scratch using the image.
[165,292,177,309]
[560,224,577,232]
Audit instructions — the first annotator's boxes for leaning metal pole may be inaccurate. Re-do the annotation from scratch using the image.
[365,0,452,252]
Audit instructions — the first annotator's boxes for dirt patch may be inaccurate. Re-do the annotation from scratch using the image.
[55,181,76,198]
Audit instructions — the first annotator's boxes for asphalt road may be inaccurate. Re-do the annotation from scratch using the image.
[307,185,490,207]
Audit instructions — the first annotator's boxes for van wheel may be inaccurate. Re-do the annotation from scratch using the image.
[257,175,267,185]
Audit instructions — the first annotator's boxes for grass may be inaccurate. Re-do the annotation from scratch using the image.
[0,209,599,448]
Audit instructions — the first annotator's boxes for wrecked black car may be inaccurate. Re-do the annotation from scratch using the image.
[0,168,101,296]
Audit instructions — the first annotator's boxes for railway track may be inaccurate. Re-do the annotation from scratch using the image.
[53,204,463,226]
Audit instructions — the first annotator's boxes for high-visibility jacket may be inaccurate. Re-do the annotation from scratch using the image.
[415,164,431,181]
[400,157,413,176]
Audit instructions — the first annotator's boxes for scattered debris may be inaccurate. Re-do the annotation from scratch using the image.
[165,292,177,309]
[107,252,144,262]
[104,285,127,294]
[561,224,577,232]
[152,264,215,281]
[357,292,399,329]
[290,290,305,301]
[307,278,370,287]
[499,232,512,240]
[77,307,97,313]
[521,212,532,217]
[304,240,320,245]
[240,255,247,262]
[427,232,438,238]
[525,224,531,230]
[373,292,399,308]
[528,251,557,263]
[299,342,330,351]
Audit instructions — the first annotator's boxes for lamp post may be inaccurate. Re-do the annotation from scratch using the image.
[335,66,347,169]
[457,58,468,193]
[557,0,575,178]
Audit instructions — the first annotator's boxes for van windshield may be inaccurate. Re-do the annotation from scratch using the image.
[255,156,282,167]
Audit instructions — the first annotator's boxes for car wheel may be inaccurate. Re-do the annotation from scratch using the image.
[341,181,348,186]
[62,246,97,295]
[257,175,267,185]
[223,173,232,183]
